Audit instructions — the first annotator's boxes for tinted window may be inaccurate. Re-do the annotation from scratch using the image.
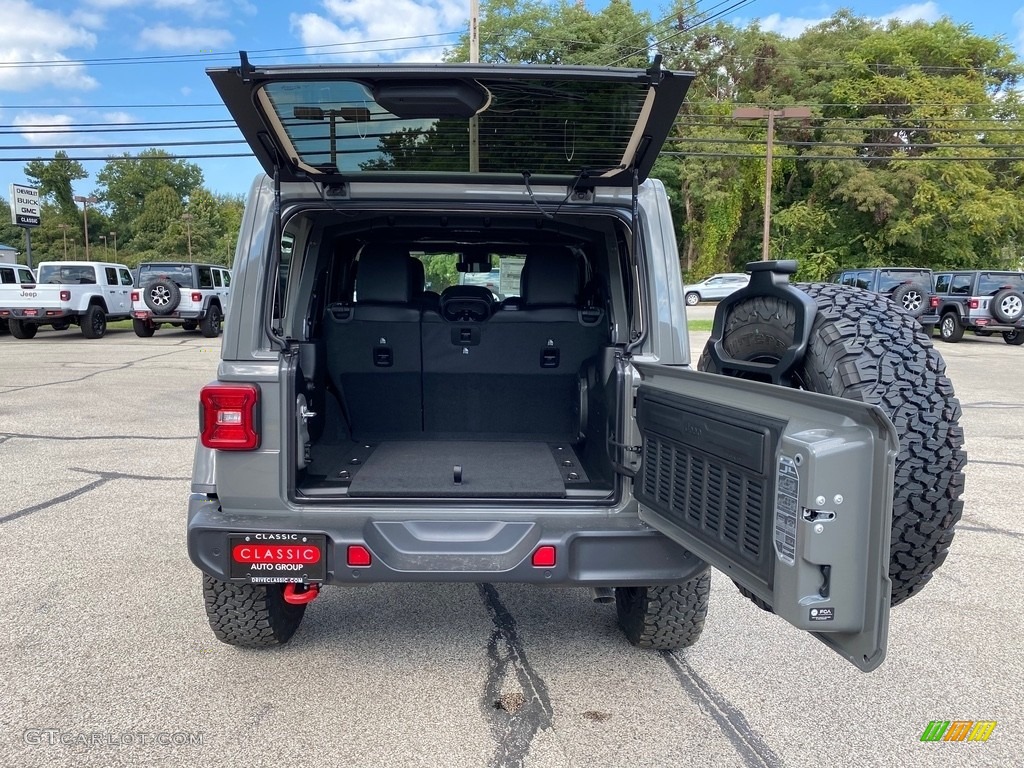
[950,275,972,295]
[877,270,930,292]
[978,273,1024,295]
[38,265,96,284]
[119,268,133,286]
[0,269,13,284]
[855,271,872,290]
[197,267,214,289]
[840,272,855,286]
[104,267,118,285]
[221,270,231,287]
[213,270,222,287]
[934,274,951,293]
[138,265,194,287]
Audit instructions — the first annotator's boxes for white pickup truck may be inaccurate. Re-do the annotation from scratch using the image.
[0,260,134,339]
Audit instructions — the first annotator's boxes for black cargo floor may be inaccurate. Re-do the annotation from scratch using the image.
[349,441,564,497]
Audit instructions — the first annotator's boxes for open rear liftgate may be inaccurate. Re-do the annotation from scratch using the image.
[631,262,898,672]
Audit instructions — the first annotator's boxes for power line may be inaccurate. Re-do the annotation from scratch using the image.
[0,139,245,151]
[0,153,255,162]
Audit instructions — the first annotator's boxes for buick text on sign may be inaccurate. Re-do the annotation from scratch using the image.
[9,184,41,227]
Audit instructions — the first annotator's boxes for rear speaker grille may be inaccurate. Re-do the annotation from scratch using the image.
[641,434,767,566]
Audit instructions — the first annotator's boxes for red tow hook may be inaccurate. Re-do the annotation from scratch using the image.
[282,583,321,605]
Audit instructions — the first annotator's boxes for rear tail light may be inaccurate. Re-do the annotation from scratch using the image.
[347,545,372,567]
[969,299,979,309]
[531,545,556,567]
[200,384,259,451]
[60,290,71,301]
[131,291,139,302]
[929,296,938,308]
[192,292,202,302]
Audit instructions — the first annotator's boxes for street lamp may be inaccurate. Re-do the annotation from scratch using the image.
[57,223,69,260]
[100,235,107,255]
[181,212,193,262]
[732,106,811,261]
[73,195,98,260]
[110,231,117,259]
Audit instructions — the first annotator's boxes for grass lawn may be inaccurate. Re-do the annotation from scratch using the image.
[687,319,713,332]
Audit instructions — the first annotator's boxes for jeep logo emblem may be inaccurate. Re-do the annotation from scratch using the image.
[20,290,37,298]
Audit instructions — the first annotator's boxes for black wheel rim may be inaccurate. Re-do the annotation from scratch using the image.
[93,312,104,335]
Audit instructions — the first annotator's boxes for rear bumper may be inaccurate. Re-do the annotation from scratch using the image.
[133,309,203,322]
[0,307,72,321]
[964,316,1024,332]
[919,312,939,326]
[187,495,707,586]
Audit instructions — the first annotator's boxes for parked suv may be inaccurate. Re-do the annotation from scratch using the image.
[932,270,1024,345]
[0,263,35,335]
[188,57,965,671]
[131,262,230,337]
[833,267,938,331]
[682,273,750,306]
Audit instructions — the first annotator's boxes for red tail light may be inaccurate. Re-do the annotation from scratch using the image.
[929,296,938,308]
[60,290,71,301]
[969,299,979,309]
[200,384,259,450]
[531,545,556,567]
[347,545,372,567]
[192,292,202,302]
[131,291,139,302]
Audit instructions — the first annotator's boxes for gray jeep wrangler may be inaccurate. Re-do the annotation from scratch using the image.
[189,56,965,672]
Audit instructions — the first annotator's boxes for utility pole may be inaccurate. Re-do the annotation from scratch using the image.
[469,0,480,173]
[110,231,117,259]
[73,195,98,260]
[732,107,811,260]
[181,212,193,262]
[58,223,69,260]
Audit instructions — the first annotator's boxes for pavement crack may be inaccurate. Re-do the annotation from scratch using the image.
[1,432,194,443]
[70,467,191,482]
[0,347,197,394]
[0,478,110,525]
[478,583,555,768]
[662,651,783,768]
[960,401,1024,409]
[968,459,1024,469]
[956,523,1024,541]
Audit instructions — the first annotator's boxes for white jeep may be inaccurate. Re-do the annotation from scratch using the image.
[0,260,134,338]
[131,262,231,337]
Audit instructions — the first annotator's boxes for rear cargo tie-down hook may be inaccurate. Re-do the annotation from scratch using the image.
[282,583,320,605]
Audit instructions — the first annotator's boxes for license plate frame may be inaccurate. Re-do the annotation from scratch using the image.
[228,534,327,584]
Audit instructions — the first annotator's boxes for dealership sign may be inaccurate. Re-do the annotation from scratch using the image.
[10,184,40,227]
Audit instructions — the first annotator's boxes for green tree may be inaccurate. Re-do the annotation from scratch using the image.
[23,151,88,221]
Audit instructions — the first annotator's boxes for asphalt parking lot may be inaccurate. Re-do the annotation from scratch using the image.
[0,322,1021,768]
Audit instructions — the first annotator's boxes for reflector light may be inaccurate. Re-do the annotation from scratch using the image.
[192,292,202,302]
[347,545,372,567]
[532,545,556,567]
[200,384,259,450]
[131,291,139,302]
[60,290,71,301]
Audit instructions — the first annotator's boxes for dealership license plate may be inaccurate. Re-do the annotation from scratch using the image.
[228,534,327,583]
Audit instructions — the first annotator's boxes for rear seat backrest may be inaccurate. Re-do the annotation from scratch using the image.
[323,244,423,436]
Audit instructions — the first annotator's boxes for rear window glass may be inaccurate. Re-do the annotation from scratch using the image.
[138,265,194,287]
[261,77,649,177]
[877,270,931,292]
[978,273,1024,294]
[38,265,96,284]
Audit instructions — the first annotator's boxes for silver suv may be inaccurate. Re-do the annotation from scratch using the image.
[188,57,965,671]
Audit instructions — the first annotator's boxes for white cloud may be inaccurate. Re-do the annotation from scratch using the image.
[879,2,941,24]
[181,86,193,96]
[138,25,234,51]
[290,0,465,63]
[13,113,77,145]
[102,111,135,124]
[758,2,942,39]
[0,1,97,91]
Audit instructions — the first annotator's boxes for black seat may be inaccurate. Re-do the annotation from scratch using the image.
[323,244,422,436]
[408,256,440,312]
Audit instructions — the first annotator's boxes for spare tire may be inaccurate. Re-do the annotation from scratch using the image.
[698,283,966,607]
[144,277,181,315]
[991,288,1024,324]
[890,282,929,317]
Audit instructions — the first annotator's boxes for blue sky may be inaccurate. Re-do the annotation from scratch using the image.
[0,0,1020,199]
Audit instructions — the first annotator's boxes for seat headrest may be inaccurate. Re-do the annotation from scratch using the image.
[407,256,425,295]
[357,244,413,303]
[522,247,580,307]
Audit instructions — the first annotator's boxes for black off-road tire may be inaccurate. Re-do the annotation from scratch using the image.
[199,303,222,338]
[615,571,711,650]
[698,283,966,607]
[202,575,307,648]
[939,312,964,343]
[991,288,1024,324]
[1003,329,1024,346]
[81,304,106,339]
[890,282,929,317]
[144,278,181,316]
[133,318,156,337]
[9,319,38,339]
